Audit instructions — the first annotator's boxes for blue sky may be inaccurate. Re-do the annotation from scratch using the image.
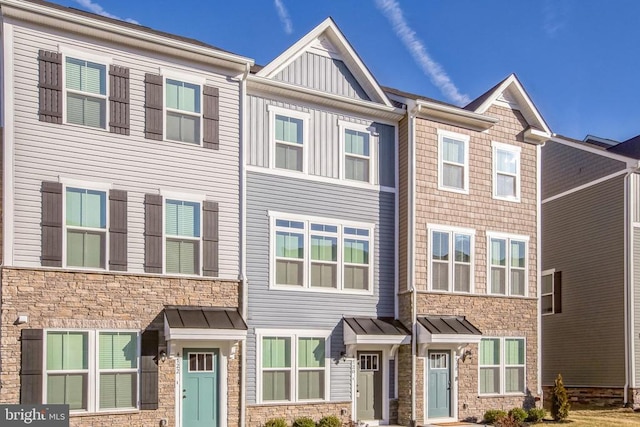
[50,0,640,142]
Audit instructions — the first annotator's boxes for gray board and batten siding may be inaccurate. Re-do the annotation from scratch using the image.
[541,140,627,200]
[10,22,241,277]
[244,172,396,403]
[541,174,625,386]
[247,95,396,188]
[274,51,370,101]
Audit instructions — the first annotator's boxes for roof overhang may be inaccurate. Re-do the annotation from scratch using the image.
[524,126,553,145]
[163,306,248,343]
[343,317,411,346]
[248,75,405,122]
[414,100,498,132]
[0,0,254,73]
[417,316,482,346]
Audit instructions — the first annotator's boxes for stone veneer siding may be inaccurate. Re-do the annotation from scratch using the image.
[246,401,351,426]
[397,104,541,424]
[541,386,625,408]
[0,267,242,427]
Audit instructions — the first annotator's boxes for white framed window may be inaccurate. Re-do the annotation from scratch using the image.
[64,56,108,129]
[339,121,374,183]
[438,130,469,193]
[164,198,202,275]
[257,330,330,403]
[479,337,526,395]
[165,78,202,144]
[268,105,309,173]
[492,142,521,201]
[487,232,528,296]
[270,212,374,293]
[44,330,139,412]
[64,186,108,269]
[428,225,475,293]
[542,269,555,315]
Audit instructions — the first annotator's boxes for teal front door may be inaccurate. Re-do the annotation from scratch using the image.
[182,348,219,427]
[427,351,451,419]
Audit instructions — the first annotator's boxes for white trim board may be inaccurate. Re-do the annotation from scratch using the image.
[542,169,630,204]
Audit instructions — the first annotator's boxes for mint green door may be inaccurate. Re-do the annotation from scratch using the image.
[182,349,219,427]
[357,352,382,421]
[427,351,451,419]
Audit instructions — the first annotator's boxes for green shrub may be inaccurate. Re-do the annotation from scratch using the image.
[483,409,507,424]
[264,418,288,427]
[292,417,315,427]
[551,373,570,421]
[526,407,547,423]
[317,415,341,427]
[495,414,523,427]
[508,407,527,422]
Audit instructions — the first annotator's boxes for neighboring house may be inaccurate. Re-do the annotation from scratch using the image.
[541,134,640,406]
[0,1,253,426]
[243,18,407,426]
[390,75,551,424]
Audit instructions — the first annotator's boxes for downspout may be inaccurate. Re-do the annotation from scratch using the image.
[409,104,421,427]
[536,141,544,399]
[239,62,250,427]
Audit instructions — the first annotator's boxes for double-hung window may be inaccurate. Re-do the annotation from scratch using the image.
[271,214,373,292]
[341,122,373,183]
[165,199,201,275]
[488,233,528,296]
[65,57,107,129]
[438,130,469,193]
[260,332,328,402]
[492,142,521,201]
[541,270,561,315]
[479,337,525,395]
[45,330,139,412]
[429,226,474,293]
[269,105,309,172]
[65,187,107,269]
[166,79,201,144]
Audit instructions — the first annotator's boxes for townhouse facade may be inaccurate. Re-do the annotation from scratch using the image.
[0,1,252,426]
[541,134,640,406]
[0,1,550,426]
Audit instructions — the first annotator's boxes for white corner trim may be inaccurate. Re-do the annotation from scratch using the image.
[541,169,629,204]
[3,21,15,266]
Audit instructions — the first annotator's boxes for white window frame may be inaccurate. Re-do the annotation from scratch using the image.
[268,211,375,295]
[267,105,310,174]
[437,129,470,194]
[43,329,141,413]
[541,268,555,316]
[478,337,526,396]
[339,120,375,184]
[486,231,529,297]
[492,141,521,202]
[161,69,206,146]
[255,329,331,404]
[161,190,206,276]
[60,47,111,131]
[427,224,475,293]
[61,179,112,271]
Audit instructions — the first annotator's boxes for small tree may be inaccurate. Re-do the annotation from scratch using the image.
[551,373,570,421]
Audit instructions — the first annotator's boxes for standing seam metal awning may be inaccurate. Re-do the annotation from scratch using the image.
[343,317,411,345]
[417,315,482,345]
[164,306,247,342]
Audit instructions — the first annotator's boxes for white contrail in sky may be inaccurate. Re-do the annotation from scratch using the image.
[74,0,139,25]
[274,0,294,35]
[375,0,470,105]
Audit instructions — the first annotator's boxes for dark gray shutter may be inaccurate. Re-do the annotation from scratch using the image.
[140,329,159,410]
[145,74,163,140]
[20,329,43,404]
[554,271,562,314]
[203,85,220,150]
[144,194,163,273]
[109,190,128,271]
[41,181,63,267]
[202,201,219,277]
[109,65,130,135]
[38,50,62,124]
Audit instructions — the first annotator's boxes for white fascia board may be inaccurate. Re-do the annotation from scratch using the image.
[255,18,392,107]
[415,99,498,131]
[247,75,405,121]
[165,327,247,342]
[417,325,481,345]
[551,135,640,166]
[0,0,254,69]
